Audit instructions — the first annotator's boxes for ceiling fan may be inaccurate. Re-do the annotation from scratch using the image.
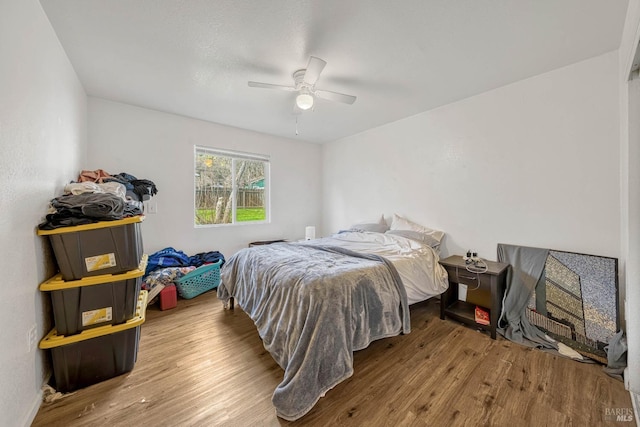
[248,56,357,113]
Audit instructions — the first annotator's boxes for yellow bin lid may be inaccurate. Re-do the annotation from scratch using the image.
[39,254,148,291]
[37,215,145,236]
[39,290,148,348]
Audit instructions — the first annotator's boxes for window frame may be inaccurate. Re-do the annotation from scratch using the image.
[194,145,270,227]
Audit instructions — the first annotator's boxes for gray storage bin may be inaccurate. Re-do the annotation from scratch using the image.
[37,216,144,281]
[39,291,148,393]
[39,255,147,335]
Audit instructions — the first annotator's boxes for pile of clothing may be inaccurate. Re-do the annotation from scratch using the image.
[142,247,225,303]
[38,169,158,230]
[76,170,158,202]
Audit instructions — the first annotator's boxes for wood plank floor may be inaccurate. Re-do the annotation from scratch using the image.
[32,291,633,426]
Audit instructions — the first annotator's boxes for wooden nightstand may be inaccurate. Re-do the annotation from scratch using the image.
[439,255,509,339]
[248,239,286,247]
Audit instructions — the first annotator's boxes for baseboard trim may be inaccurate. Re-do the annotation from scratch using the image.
[21,389,43,427]
[631,391,640,425]
[22,372,51,427]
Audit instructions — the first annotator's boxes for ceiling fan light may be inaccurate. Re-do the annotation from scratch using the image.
[296,93,314,110]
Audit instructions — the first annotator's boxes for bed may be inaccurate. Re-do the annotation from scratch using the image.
[217,216,449,421]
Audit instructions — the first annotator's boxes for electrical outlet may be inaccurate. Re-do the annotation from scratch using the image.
[28,325,37,352]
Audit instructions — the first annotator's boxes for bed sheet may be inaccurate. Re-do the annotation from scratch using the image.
[298,231,449,304]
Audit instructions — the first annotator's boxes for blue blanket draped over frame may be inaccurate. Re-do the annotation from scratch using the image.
[217,243,410,421]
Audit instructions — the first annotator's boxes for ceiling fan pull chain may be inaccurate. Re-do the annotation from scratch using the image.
[295,115,299,135]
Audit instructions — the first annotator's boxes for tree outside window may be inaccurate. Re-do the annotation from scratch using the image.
[194,146,269,225]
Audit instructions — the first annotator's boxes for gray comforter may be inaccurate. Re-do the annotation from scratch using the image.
[217,243,410,421]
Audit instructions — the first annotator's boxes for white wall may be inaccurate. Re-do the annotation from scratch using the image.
[0,1,87,425]
[619,0,640,396]
[626,77,640,396]
[323,51,620,264]
[87,98,322,259]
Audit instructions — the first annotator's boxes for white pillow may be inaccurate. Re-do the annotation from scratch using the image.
[349,214,389,233]
[390,213,445,243]
[385,230,441,248]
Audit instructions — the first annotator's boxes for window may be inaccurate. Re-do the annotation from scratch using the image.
[194,146,270,226]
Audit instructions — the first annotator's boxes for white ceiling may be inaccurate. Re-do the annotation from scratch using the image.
[40,0,629,143]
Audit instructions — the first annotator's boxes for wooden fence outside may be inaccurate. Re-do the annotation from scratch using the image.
[196,188,264,209]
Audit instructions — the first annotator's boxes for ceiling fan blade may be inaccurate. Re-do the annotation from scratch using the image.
[248,81,296,91]
[302,56,326,86]
[315,89,357,105]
